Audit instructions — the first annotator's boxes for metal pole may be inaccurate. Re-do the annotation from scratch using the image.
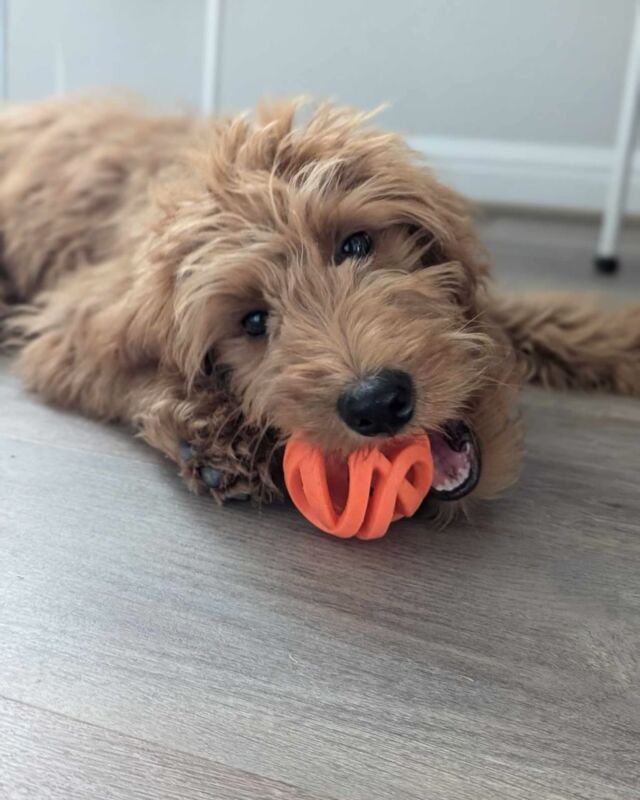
[201,0,224,116]
[595,0,640,273]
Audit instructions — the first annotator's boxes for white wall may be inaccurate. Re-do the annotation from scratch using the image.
[5,0,206,109]
[221,0,633,148]
[1,0,638,211]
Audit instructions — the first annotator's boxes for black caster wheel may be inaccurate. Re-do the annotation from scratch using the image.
[595,256,619,274]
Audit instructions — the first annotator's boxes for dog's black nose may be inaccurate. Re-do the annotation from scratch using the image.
[337,369,415,436]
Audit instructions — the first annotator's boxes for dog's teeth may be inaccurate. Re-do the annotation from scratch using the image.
[433,462,472,493]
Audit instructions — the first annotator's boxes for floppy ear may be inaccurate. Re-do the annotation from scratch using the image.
[349,125,489,299]
[121,252,178,367]
[121,204,254,388]
[415,163,487,272]
[120,163,227,376]
[122,245,227,384]
[400,163,489,309]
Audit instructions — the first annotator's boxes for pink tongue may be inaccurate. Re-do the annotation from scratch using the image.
[429,433,471,488]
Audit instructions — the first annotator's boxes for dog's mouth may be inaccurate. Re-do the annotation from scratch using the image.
[428,420,481,501]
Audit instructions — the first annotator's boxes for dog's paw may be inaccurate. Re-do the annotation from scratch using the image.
[178,440,253,503]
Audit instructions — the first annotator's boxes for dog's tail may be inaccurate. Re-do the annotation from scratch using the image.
[488,292,640,396]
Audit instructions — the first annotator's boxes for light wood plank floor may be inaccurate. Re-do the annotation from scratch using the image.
[1,212,639,800]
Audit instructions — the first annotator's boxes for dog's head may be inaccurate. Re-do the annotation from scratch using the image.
[132,101,522,505]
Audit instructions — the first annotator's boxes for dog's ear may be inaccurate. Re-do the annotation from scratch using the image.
[119,164,229,376]
[403,164,489,307]
[121,249,230,385]
[120,258,178,368]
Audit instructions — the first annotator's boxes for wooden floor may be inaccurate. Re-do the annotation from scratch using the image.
[1,212,640,800]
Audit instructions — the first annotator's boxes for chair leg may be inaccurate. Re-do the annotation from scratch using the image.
[596,0,640,274]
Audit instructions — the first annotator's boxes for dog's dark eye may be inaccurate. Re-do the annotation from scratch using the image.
[337,231,372,263]
[242,310,269,337]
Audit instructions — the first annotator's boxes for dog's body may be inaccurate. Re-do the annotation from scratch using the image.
[1,98,639,516]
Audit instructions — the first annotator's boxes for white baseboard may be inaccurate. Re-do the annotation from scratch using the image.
[407,136,640,214]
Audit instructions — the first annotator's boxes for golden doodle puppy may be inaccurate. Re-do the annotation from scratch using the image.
[1,98,638,519]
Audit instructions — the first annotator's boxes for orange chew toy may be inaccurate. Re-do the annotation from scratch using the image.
[283,435,433,539]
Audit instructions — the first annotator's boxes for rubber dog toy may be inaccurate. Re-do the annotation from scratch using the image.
[283,435,433,539]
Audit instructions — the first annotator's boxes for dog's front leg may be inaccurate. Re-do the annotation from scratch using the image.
[10,263,282,504]
[14,314,280,503]
[125,371,282,504]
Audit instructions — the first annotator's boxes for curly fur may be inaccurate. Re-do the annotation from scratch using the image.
[1,97,638,517]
